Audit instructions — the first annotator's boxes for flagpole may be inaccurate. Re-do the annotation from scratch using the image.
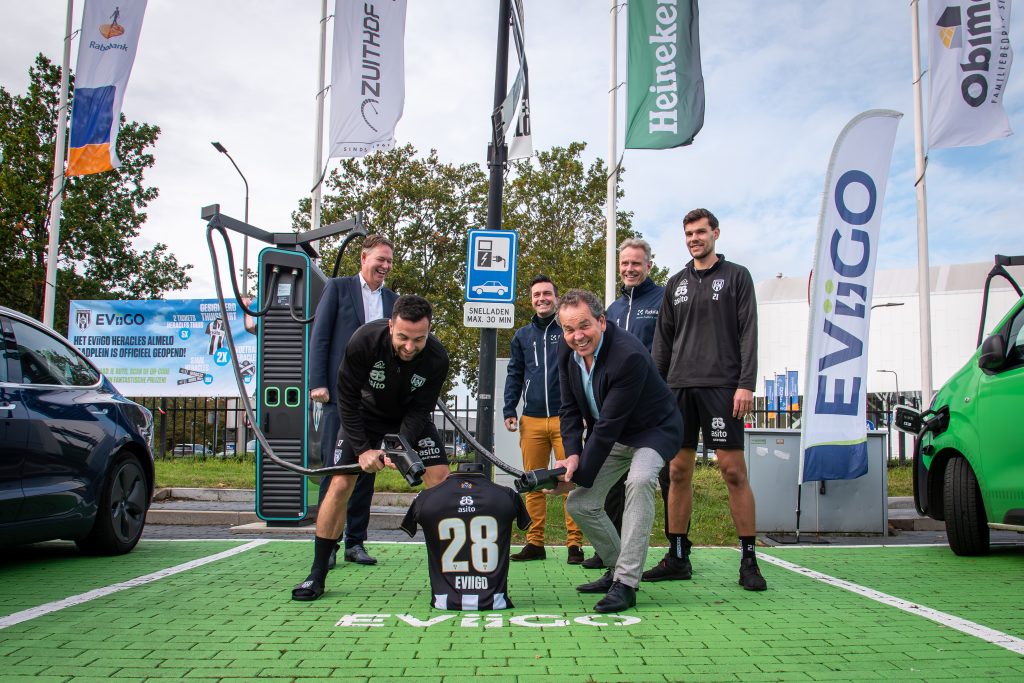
[42,0,75,328]
[604,0,618,305]
[310,0,329,245]
[910,0,934,406]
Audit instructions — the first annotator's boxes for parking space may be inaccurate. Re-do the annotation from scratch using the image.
[1,541,1022,681]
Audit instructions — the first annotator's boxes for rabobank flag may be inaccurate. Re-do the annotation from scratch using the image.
[625,0,704,149]
[329,0,407,158]
[800,110,902,483]
[67,0,147,176]
[928,0,1013,148]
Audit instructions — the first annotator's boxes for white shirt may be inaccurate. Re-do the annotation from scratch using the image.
[359,273,384,323]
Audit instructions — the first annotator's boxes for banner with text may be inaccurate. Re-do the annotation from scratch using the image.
[928,0,1013,148]
[329,0,407,158]
[800,110,902,483]
[67,0,147,175]
[68,299,256,397]
[626,0,704,149]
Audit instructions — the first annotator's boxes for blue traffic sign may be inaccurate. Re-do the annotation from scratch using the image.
[465,229,518,303]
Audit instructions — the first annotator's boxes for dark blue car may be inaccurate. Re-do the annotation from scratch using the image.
[0,306,154,554]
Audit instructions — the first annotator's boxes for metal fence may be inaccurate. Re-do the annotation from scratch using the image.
[131,395,480,460]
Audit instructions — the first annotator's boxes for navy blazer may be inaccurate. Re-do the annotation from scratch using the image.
[558,321,682,488]
[309,275,397,403]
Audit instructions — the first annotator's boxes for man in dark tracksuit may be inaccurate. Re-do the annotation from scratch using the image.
[648,208,767,591]
[583,238,665,570]
[291,295,450,602]
[503,275,583,564]
[308,234,397,568]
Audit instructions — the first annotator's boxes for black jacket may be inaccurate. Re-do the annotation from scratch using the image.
[605,277,664,352]
[652,256,758,390]
[336,318,449,454]
[558,321,682,488]
[503,313,562,419]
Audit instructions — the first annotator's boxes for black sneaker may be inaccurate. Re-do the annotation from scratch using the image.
[580,553,605,569]
[641,554,692,582]
[566,545,585,565]
[576,569,615,593]
[510,543,546,561]
[738,557,767,591]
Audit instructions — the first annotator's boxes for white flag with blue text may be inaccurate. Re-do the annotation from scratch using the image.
[800,110,902,483]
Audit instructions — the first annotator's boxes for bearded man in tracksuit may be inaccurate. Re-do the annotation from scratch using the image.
[503,275,584,564]
[648,208,767,591]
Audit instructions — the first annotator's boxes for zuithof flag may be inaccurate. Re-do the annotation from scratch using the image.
[329,0,407,158]
[800,110,902,483]
[67,0,147,176]
[927,0,1013,148]
[625,0,704,149]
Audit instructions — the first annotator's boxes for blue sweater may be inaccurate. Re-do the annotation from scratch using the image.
[503,313,563,419]
[605,277,664,352]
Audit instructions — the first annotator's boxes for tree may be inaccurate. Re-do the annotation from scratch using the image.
[294,142,662,390]
[0,54,191,329]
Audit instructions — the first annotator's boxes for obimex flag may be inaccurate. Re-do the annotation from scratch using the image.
[928,0,1013,148]
[66,0,147,176]
[800,110,902,483]
[329,0,407,158]
[625,0,704,149]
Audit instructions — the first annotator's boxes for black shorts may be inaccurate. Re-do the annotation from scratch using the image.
[333,421,448,469]
[675,387,745,450]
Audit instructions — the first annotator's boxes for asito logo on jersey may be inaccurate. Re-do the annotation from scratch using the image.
[710,416,728,440]
[458,495,476,513]
[673,279,689,305]
[370,360,387,389]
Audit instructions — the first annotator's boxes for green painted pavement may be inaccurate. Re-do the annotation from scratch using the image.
[0,541,246,616]
[0,541,1021,681]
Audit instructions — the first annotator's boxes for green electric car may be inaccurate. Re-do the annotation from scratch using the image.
[896,255,1024,555]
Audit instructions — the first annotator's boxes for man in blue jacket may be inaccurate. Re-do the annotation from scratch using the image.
[503,275,583,564]
[548,289,682,613]
[584,238,667,570]
[309,234,397,568]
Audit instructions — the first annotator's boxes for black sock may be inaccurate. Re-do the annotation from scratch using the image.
[311,536,338,582]
[740,536,756,561]
[667,533,690,560]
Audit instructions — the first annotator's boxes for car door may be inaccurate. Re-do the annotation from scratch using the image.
[976,300,1024,523]
[0,317,27,523]
[8,317,120,523]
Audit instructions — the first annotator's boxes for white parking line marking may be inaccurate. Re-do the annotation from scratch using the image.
[0,540,269,630]
[758,552,1024,655]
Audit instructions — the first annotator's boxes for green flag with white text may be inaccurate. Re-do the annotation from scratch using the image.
[626,0,704,149]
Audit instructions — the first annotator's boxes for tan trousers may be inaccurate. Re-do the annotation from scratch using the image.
[519,415,583,546]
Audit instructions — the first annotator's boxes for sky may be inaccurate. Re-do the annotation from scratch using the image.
[3,1,1023,299]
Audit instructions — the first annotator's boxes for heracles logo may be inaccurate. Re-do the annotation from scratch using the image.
[75,308,92,330]
[459,496,474,506]
[410,374,426,390]
[712,279,725,293]
[712,417,725,430]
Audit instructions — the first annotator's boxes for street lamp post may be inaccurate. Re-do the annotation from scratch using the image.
[878,369,901,464]
[211,142,250,292]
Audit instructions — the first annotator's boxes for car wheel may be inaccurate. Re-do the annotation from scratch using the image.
[498,288,507,295]
[76,452,150,555]
[473,287,483,294]
[942,456,989,556]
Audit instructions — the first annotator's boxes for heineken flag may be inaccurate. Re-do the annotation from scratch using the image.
[928,0,1013,148]
[67,0,148,176]
[625,0,704,149]
[329,0,407,158]
[800,110,902,483]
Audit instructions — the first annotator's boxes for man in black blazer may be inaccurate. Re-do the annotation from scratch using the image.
[548,289,682,613]
[309,234,397,567]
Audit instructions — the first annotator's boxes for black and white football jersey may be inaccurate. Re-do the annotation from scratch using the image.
[401,469,530,610]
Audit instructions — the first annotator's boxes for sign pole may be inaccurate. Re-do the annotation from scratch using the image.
[476,0,512,477]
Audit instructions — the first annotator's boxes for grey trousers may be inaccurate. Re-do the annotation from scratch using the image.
[566,444,665,588]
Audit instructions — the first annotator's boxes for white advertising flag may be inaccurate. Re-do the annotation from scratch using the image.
[67,0,147,176]
[329,0,407,158]
[928,0,1013,148]
[800,110,902,483]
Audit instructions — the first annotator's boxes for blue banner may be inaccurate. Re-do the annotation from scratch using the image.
[788,370,799,411]
[776,373,787,415]
[765,378,776,415]
[68,299,256,397]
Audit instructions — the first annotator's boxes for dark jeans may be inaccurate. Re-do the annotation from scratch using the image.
[316,404,375,548]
